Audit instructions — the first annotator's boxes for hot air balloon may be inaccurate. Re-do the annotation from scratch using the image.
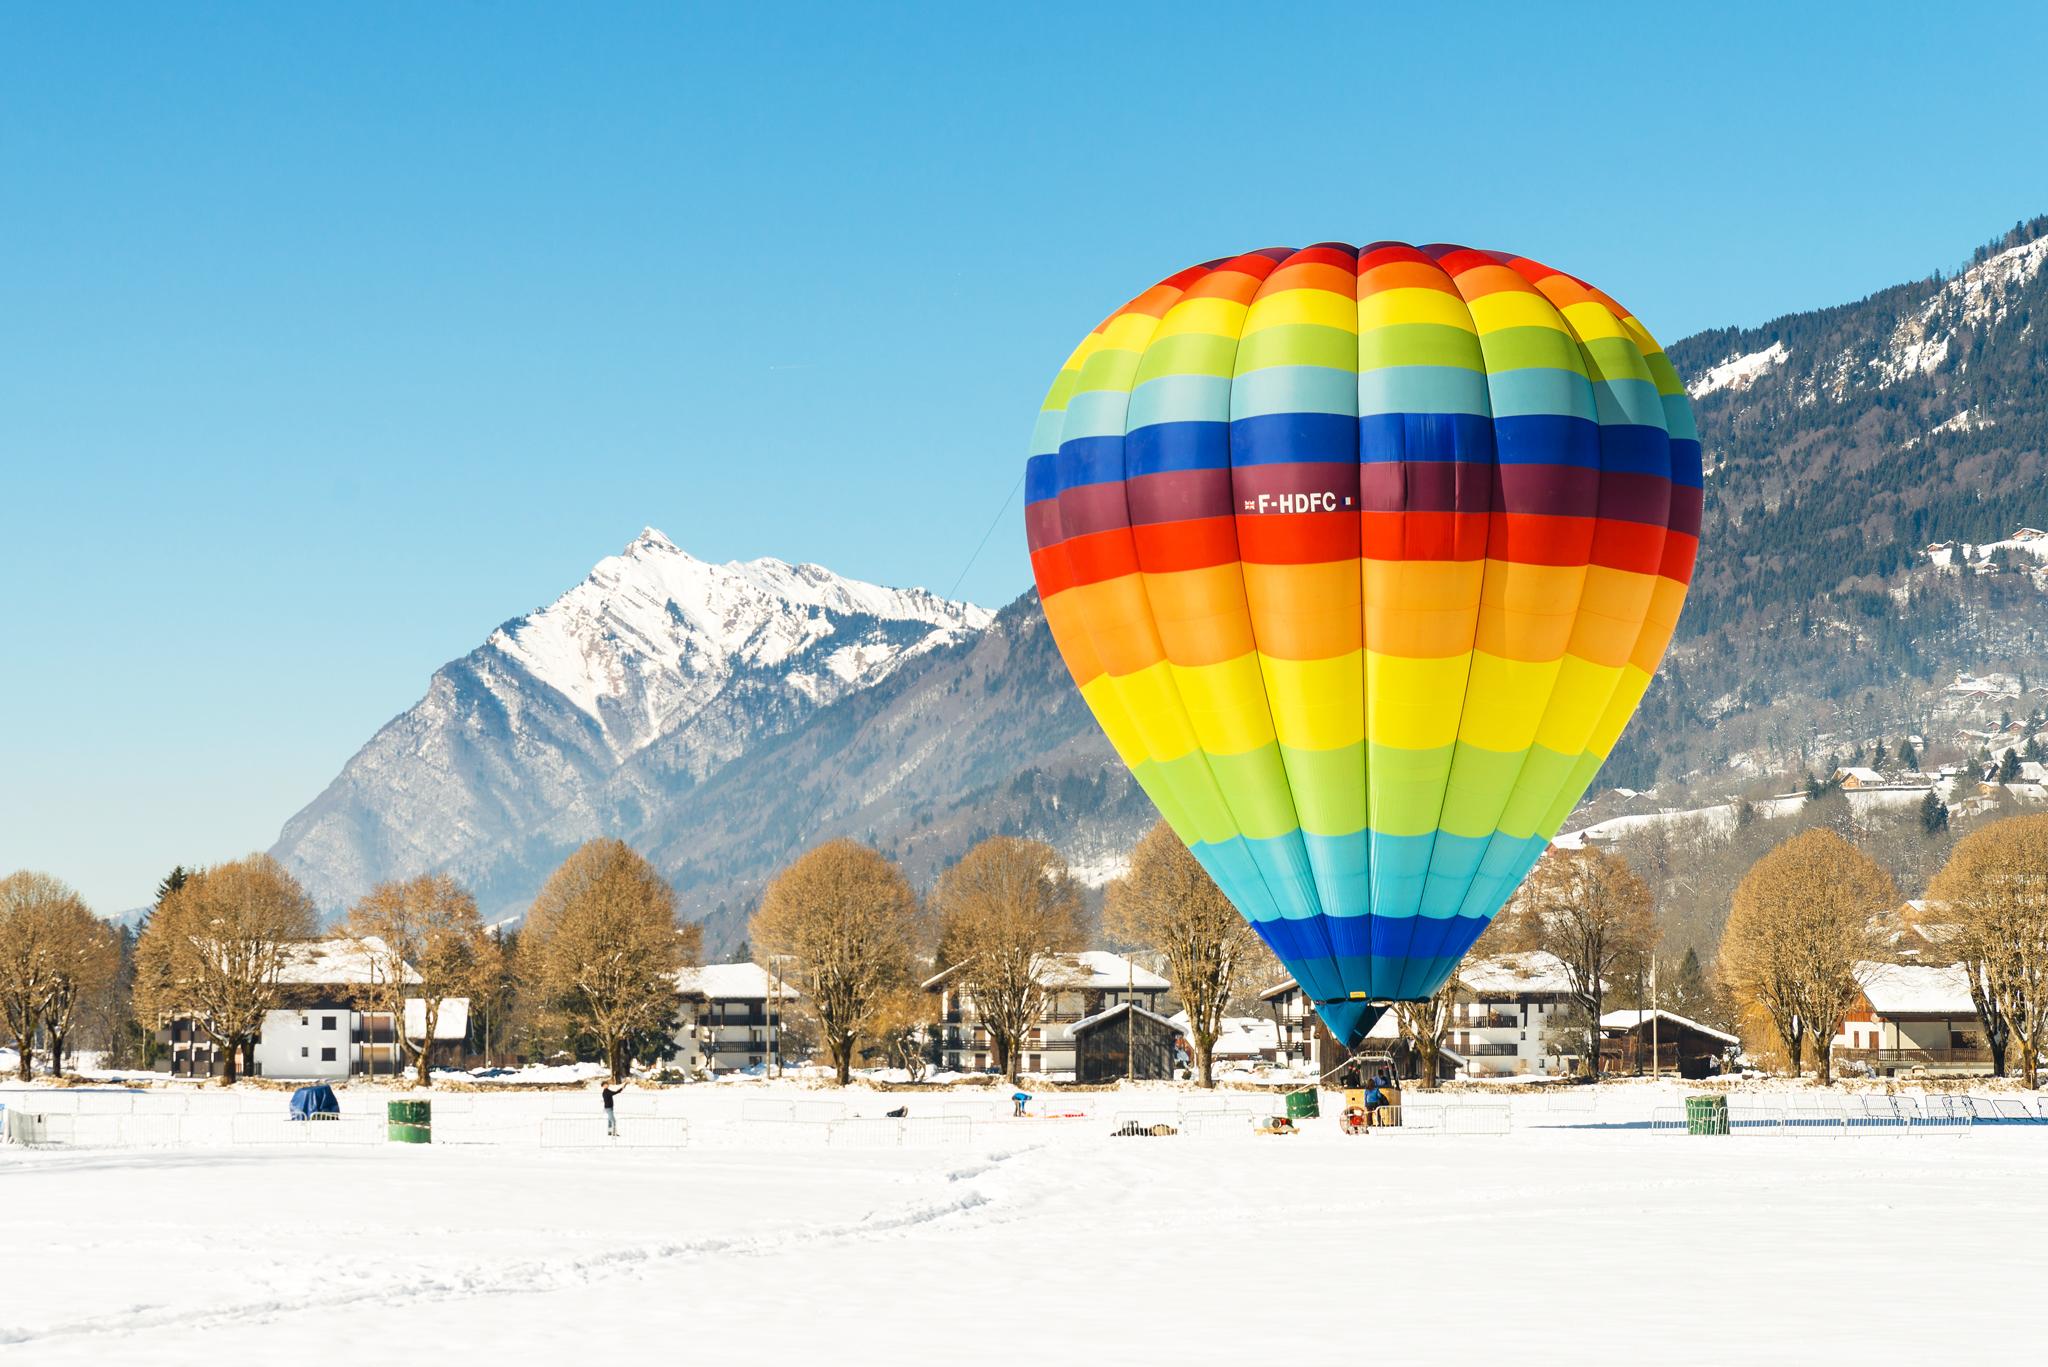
[1024,243,1700,1054]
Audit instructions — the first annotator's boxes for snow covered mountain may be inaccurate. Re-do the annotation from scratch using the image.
[272,529,991,915]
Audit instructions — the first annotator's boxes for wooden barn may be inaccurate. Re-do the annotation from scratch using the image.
[1069,1002,1179,1083]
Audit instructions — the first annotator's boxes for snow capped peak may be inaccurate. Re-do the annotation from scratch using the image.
[1870,235,2048,388]
[629,526,685,556]
[1687,340,1788,399]
[486,529,992,756]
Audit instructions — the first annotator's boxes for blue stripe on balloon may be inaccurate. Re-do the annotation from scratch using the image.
[1230,411,1358,466]
[1127,421,1229,478]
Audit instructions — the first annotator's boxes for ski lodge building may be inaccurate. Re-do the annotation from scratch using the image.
[671,962,800,1074]
[1831,961,1993,1076]
[160,936,470,1081]
[924,951,1171,1079]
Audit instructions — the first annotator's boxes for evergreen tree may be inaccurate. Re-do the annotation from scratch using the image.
[1898,740,1919,772]
[1919,791,1950,835]
[1998,749,2023,784]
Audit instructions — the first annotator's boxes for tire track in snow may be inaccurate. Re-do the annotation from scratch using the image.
[0,1147,1038,1350]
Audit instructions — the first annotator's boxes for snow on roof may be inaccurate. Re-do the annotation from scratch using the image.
[1598,1009,1739,1047]
[924,951,1168,993]
[1857,961,1977,1017]
[403,996,471,1042]
[674,963,800,1001]
[277,936,417,986]
[1459,952,1576,997]
[1059,1000,1179,1037]
[1048,951,1169,991]
[1258,976,1300,1001]
[1833,766,1885,785]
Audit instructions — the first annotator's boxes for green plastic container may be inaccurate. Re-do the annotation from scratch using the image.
[1685,1094,1729,1136]
[387,1098,432,1144]
[1285,1089,1320,1121]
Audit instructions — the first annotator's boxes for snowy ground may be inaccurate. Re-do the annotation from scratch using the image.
[3,1081,2043,1364]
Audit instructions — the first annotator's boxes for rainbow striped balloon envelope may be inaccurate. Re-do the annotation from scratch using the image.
[1024,243,1699,1048]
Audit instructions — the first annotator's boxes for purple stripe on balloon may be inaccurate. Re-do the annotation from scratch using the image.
[1127,466,1234,527]
[1359,461,1497,516]
[1667,485,1703,538]
[1050,481,1131,542]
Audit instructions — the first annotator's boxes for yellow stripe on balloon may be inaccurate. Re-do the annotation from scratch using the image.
[1530,655,1624,755]
[1256,651,1367,752]
[1356,287,1478,333]
[1168,654,1278,756]
[1366,652,1476,751]
[1454,654,1563,752]
[1466,290,1576,336]
[1242,287,1358,336]
[1153,296,1248,340]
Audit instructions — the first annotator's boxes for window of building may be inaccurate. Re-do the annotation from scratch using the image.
[301,1047,309,1058]
[322,1016,337,1031]
[321,1047,336,1062]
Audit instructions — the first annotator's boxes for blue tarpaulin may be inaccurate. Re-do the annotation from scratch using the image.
[289,1084,340,1120]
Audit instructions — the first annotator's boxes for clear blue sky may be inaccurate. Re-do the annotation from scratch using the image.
[5,2,2045,914]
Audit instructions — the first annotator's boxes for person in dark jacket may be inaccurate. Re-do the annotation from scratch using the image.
[601,1081,625,1137]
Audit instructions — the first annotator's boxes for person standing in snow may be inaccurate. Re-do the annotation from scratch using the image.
[601,1081,625,1137]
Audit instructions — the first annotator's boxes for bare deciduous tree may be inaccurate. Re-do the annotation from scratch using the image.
[1,872,97,1079]
[1719,828,1891,1084]
[520,840,695,1082]
[751,839,920,1086]
[131,856,318,1085]
[39,897,120,1077]
[1392,977,1458,1090]
[1515,847,1655,1079]
[931,837,1081,1085]
[1930,813,2048,1088]
[1104,821,1258,1088]
[347,874,489,1086]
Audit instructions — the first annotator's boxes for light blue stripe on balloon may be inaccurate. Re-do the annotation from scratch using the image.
[1661,392,1699,442]
[1482,367,1597,422]
[1229,365,1357,421]
[1030,410,1067,459]
[1060,389,1134,441]
[1591,377,1668,429]
[1356,365,1491,418]
[1126,373,1230,429]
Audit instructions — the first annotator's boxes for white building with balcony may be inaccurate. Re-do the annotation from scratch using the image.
[1261,951,1580,1078]
[925,951,1168,1077]
[672,963,800,1074]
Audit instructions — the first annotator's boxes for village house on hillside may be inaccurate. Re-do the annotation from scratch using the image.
[1832,961,1992,1076]
[160,936,470,1081]
[924,951,1171,1080]
[671,962,799,1075]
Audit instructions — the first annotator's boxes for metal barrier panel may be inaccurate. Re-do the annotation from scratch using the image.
[1109,1110,1182,1137]
[1179,1110,1258,1138]
[1543,1088,1598,1113]
[1727,1104,1785,1132]
[536,1115,690,1148]
[793,1101,847,1123]
[1441,1104,1513,1135]
[230,1115,384,1146]
[825,1116,973,1148]
[741,1099,797,1124]
[75,1093,140,1116]
[1647,1106,1688,1132]
[432,1118,544,1146]
[941,1099,997,1120]
[1906,1109,1973,1132]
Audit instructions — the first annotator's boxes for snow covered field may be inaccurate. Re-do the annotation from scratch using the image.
[3,1081,2044,1364]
